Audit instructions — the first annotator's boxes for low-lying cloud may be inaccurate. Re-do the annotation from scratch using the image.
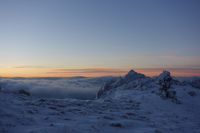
[0,77,114,100]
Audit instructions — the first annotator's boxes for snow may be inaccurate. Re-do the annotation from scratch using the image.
[0,70,200,133]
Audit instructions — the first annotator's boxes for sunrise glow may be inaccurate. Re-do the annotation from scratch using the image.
[0,0,200,78]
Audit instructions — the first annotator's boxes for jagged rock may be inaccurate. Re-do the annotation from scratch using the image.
[110,123,123,128]
[114,76,123,88]
[96,79,116,99]
[191,78,200,89]
[96,70,148,99]
[97,70,184,105]
[155,71,182,103]
[96,76,124,99]
[166,91,176,98]
[157,71,172,98]
[18,90,30,96]
[171,98,182,104]
[187,91,196,97]
[123,70,146,84]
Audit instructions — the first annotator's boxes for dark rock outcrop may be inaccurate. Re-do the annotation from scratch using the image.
[187,91,196,97]
[122,70,146,84]
[156,71,173,98]
[156,71,181,104]
[18,90,30,96]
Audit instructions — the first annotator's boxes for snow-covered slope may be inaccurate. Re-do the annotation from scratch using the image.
[0,70,200,133]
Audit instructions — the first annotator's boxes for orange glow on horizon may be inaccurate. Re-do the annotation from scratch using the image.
[135,68,200,77]
[0,67,200,77]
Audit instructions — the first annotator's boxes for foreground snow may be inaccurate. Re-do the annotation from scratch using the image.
[0,70,200,133]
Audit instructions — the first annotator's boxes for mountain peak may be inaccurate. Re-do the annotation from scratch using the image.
[123,69,146,82]
[125,69,138,76]
[128,69,137,73]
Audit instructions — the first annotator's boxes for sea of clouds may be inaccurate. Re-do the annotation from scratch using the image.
[0,76,115,100]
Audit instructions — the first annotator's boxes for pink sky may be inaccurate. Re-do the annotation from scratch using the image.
[1,67,199,77]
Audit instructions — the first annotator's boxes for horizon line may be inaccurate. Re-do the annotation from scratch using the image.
[1,67,200,78]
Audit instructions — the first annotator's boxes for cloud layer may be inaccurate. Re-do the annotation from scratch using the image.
[0,77,114,100]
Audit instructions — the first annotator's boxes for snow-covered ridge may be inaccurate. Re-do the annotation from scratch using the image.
[0,70,200,133]
[97,70,199,99]
[97,70,151,99]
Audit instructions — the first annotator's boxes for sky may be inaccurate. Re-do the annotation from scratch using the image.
[0,0,200,77]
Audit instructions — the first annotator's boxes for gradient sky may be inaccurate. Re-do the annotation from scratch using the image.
[0,0,200,77]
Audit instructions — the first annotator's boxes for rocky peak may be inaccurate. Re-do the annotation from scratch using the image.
[96,70,148,99]
[123,70,146,83]
[159,71,171,80]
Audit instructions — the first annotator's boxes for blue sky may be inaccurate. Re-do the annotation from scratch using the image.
[0,0,200,77]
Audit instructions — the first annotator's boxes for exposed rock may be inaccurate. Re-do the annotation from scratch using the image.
[191,78,200,89]
[171,98,182,104]
[48,107,57,110]
[154,129,162,133]
[96,70,149,99]
[18,90,30,96]
[110,123,123,128]
[157,71,173,98]
[166,91,176,98]
[123,70,146,84]
[155,71,182,104]
[187,91,196,97]
[39,99,46,102]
